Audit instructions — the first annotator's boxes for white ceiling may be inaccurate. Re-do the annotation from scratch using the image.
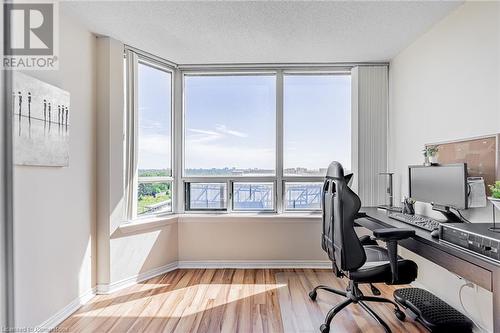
[62,1,462,64]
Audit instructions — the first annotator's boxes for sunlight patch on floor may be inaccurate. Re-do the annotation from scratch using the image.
[76,283,287,318]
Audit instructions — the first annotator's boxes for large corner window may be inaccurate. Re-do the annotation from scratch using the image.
[125,56,353,216]
[127,51,174,219]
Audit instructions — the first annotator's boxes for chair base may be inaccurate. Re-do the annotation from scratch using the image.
[310,281,405,333]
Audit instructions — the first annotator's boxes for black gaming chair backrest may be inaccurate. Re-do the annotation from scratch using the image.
[321,162,366,274]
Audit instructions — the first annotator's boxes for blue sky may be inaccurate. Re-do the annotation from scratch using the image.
[138,68,351,172]
[284,75,351,172]
[137,63,172,172]
[185,75,276,170]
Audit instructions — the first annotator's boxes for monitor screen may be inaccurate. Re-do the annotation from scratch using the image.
[409,164,468,209]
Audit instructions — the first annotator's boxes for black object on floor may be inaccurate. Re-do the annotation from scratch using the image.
[394,288,473,333]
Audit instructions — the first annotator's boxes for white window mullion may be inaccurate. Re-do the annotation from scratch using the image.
[127,51,139,219]
[173,68,183,213]
[276,70,284,214]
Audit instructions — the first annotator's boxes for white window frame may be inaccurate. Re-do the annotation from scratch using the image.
[180,68,352,214]
[231,181,276,212]
[125,49,176,220]
[180,71,279,213]
[282,180,324,212]
[184,181,229,212]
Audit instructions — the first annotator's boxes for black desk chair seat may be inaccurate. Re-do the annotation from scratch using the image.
[310,162,418,333]
[350,254,418,284]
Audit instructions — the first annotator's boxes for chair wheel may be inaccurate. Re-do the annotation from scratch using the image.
[395,309,406,321]
[320,324,330,333]
[309,291,317,301]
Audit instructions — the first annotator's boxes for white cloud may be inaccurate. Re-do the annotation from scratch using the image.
[140,120,165,130]
[187,128,222,143]
[215,124,248,138]
[187,124,248,143]
[138,134,171,156]
[185,124,272,169]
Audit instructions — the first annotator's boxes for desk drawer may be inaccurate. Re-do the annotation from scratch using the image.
[402,239,492,291]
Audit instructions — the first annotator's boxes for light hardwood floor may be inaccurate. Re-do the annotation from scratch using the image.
[58,269,426,333]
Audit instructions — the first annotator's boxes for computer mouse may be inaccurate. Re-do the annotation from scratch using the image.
[430,229,440,238]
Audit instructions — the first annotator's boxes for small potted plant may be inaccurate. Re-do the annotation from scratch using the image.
[489,181,500,210]
[422,146,439,166]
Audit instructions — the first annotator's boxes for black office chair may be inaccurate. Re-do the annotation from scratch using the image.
[309,161,418,333]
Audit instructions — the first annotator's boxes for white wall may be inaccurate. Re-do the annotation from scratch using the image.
[389,2,500,331]
[13,8,97,327]
[0,2,9,323]
[110,223,178,282]
[178,215,326,263]
[0,70,5,328]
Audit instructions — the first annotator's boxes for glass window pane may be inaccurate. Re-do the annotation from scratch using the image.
[137,182,172,216]
[187,183,227,210]
[285,182,323,210]
[184,75,276,177]
[138,62,172,178]
[284,74,351,176]
[233,183,274,211]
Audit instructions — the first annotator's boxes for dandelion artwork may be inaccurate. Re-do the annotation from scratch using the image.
[13,72,71,166]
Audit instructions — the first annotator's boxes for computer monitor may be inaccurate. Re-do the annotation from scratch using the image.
[409,163,468,211]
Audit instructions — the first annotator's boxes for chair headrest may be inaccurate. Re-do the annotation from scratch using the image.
[326,161,354,185]
[326,161,345,179]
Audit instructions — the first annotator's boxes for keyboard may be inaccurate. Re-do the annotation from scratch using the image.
[388,212,440,232]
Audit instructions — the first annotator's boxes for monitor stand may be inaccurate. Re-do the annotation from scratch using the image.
[432,204,463,223]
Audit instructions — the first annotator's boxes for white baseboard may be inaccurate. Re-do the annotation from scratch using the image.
[177,260,331,269]
[38,287,96,331]
[96,261,178,295]
[410,280,427,290]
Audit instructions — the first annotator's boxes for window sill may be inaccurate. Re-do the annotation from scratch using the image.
[179,212,322,223]
[119,214,179,233]
[118,212,322,232]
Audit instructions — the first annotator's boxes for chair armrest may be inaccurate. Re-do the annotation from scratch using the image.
[373,228,415,241]
[372,228,415,284]
[355,212,367,219]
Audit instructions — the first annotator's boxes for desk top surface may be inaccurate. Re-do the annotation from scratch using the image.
[358,206,500,270]
[359,207,438,242]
